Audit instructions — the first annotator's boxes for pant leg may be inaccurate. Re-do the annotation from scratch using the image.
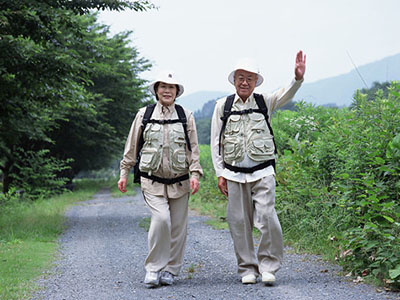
[252,175,283,274]
[226,180,259,276]
[163,192,189,275]
[143,191,171,272]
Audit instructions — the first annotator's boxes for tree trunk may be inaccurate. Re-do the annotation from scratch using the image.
[2,160,12,194]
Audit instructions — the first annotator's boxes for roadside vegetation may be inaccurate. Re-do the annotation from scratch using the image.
[0,179,106,300]
[191,82,400,291]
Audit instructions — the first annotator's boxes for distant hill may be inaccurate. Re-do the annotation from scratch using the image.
[176,91,228,112]
[294,52,400,106]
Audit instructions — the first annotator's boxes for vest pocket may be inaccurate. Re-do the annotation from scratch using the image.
[139,148,161,173]
[171,149,187,173]
[248,138,275,161]
[170,125,187,173]
[144,123,161,141]
[225,114,241,134]
[223,137,243,164]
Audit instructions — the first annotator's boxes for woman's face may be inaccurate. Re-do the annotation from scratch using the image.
[156,82,177,106]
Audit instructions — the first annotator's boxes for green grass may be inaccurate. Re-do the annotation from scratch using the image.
[139,217,151,232]
[107,174,137,198]
[0,179,104,300]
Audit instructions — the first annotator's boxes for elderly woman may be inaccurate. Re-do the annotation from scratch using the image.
[118,71,203,287]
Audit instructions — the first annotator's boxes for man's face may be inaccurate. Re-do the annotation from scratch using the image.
[234,70,258,101]
[156,82,177,106]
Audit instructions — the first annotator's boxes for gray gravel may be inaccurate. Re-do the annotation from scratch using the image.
[31,188,399,300]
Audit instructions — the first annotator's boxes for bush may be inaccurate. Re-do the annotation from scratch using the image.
[274,82,400,290]
[10,149,72,200]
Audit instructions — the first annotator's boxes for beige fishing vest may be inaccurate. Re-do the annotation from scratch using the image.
[139,109,188,176]
[223,111,275,165]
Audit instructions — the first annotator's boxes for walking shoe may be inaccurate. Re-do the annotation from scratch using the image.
[241,274,257,284]
[261,272,275,285]
[160,271,174,285]
[144,271,160,288]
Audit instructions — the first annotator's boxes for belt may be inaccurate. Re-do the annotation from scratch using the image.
[223,159,275,174]
[139,172,189,184]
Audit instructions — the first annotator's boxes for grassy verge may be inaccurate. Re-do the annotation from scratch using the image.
[0,179,104,300]
[107,174,137,198]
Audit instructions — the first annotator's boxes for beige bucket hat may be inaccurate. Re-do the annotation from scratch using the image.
[228,58,264,87]
[149,70,185,98]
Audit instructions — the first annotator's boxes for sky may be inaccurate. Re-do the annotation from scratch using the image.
[98,0,400,96]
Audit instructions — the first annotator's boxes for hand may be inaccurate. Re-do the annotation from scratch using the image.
[217,176,228,197]
[118,177,127,193]
[190,177,200,195]
[295,50,306,81]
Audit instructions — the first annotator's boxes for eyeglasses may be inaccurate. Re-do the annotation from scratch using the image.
[235,75,257,84]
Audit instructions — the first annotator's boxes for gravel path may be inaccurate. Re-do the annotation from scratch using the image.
[32,188,398,300]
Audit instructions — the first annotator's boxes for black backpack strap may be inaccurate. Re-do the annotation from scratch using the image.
[254,93,277,155]
[134,104,156,183]
[219,94,235,155]
[138,103,156,153]
[175,104,191,152]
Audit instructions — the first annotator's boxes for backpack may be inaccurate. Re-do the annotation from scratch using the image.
[133,103,191,183]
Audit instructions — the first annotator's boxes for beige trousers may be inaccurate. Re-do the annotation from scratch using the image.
[226,175,283,277]
[142,191,189,276]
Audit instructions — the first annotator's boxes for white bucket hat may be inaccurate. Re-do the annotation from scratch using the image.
[228,58,264,87]
[149,70,185,98]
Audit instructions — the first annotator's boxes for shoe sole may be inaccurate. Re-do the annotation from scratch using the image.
[242,281,257,284]
[242,278,257,284]
[262,279,275,286]
[145,282,159,288]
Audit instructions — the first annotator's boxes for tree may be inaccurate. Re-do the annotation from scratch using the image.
[196,118,212,145]
[48,14,152,180]
[0,0,154,194]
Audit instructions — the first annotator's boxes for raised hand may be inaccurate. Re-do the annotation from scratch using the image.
[295,50,306,81]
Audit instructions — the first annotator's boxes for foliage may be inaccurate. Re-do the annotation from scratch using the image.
[0,0,152,195]
[11,149,72,200]
[274,82,400,290]
[196,118,212,145]
[357,81,391,103]
[47,14,152,179]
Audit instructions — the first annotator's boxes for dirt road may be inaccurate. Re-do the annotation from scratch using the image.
[32,189,398,300]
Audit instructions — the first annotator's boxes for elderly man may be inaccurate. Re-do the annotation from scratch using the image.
[210,51,306,285]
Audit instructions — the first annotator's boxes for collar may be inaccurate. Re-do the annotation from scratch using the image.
[156,101,175,114]
[234,93,255,105]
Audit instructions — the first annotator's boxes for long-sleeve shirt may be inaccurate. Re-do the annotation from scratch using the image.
[120,101,203,198]
[211,78,303,183]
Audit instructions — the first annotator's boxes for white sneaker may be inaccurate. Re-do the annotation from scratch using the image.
[144,271,160,287]
[261,272,276,285]
[160,271,174,285]
[241,274,257,284]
